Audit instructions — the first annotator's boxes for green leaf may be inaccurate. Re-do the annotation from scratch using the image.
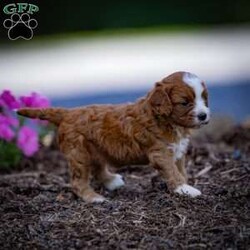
[0,141,22,169]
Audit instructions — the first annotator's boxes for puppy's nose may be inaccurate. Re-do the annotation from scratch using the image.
[198,112,207,121]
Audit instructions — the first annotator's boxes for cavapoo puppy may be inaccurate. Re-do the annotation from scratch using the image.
[18,71,210,203]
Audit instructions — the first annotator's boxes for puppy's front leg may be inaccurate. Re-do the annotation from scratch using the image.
[176,155,188,181]
[148,147,201,197]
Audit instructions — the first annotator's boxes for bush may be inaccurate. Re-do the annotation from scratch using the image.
[0,90,50,168]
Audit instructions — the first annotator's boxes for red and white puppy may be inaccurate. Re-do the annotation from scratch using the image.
[18,71,210,203]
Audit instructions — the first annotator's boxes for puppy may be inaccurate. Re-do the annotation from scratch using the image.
[18,71,210,203]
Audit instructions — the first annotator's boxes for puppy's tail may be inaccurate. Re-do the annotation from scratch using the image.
[17,108,68,126]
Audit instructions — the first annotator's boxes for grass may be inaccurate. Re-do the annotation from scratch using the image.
[0,24,221,48]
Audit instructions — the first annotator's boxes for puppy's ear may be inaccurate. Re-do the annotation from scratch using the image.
[149,83,172,116]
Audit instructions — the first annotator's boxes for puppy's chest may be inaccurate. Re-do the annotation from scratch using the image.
[169,138,189,160]
[164,129,190,161]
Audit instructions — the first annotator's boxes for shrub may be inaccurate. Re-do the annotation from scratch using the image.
[0,90,50,168]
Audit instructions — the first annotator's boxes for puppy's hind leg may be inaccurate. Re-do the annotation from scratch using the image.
[64,148,105,203]
[94,164,125,191]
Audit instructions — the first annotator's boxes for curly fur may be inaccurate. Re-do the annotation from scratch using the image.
[17,71,209,202]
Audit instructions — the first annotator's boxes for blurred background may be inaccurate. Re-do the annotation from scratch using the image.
[0,0,250,121]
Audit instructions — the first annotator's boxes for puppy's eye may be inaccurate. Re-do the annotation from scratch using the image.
[180,101,189,107]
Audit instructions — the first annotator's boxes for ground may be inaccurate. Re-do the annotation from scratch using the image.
[0,121,249,250]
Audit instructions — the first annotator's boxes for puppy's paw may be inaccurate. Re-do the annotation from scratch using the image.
[105,174,125,191]
[82,191,106,203]
[90,195,106,203]
[174,184,201,197]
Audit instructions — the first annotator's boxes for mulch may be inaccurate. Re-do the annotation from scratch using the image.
[0,122,249,250]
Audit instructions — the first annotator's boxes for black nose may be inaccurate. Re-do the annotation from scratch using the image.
[198,113,207,121]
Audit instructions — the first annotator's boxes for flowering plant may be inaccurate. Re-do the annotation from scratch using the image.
[0,90,50,168]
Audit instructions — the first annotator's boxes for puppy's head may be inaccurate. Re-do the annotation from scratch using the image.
[149,71,210,128]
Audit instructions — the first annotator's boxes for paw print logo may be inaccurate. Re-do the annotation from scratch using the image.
[3,13,38,40]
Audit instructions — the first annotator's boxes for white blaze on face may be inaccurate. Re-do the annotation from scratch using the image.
[183,72,210,124]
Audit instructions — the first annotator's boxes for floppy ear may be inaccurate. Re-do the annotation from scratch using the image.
[149,83,172,116]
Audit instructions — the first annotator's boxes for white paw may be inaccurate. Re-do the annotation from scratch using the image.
[105,174,125,191]
[174,184,201,197]
[91,195,106,203]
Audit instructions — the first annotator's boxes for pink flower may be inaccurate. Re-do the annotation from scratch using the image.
[0,114,19,127]
[17,126,39,156]
[20,92,50,108]
[0,114,17,141]
[0,99,5,107]
[0,123,15,141]
[0,90,20,109]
